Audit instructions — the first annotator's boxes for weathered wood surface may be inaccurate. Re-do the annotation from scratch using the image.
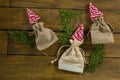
[0,8,120,32]
[0,8,61,31]
[0,0,120,80]
[11,0,120,10]
[8,33,120,57]
[0,31,8,54]
[0,55,119,80]
[0,0,10,6]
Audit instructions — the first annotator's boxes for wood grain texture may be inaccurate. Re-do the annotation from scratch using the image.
[0,8,120,32]
[11,0,120,10]
[0,31,8,54]
[0,55,119,80]
[8,32,120,58]
[0,1,119,79]
[0,0,10,6]
[0,8,61,31]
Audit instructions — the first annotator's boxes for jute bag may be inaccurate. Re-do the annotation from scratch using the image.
[32,22,58,51]
[52,39,85,73]
[90,17,114,44]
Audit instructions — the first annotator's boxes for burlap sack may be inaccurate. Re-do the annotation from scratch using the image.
[32,22,58,51]
[57,40,85,73]
[90,17,114,44]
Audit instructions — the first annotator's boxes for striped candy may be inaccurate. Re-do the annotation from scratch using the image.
[27,8,40,24]
[71,24,84,41]
[89,2,103,21]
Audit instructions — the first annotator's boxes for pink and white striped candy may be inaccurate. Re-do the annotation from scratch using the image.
[89,2,103,21]
[71,24,84,42]
[27,8,40,24]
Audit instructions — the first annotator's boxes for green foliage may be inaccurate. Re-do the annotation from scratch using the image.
[87,44,105,72]
[59,10,80,45]
[9,30,35,47]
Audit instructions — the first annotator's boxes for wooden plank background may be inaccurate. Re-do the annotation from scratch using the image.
[0,0,119,57]
[0,0,120,80]
[0,31,8,54]
[0,1,119,57]
[0,8,120,32]
[0,0,10,7]
[11,0,120,10]
[7,34,120,58]
[0,55,119,80]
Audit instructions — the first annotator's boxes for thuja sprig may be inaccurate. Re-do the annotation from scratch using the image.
[9,30,35,47]
[87,44,105,72]
[59,10,80,45]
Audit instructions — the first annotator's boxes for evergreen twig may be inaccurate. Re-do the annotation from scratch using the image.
[59,10,80,45]
[87,44,105,72]
[9,30,35,47]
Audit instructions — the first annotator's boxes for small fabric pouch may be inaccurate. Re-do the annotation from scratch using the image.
[90,17,114,44]
[52,39,85,73]
[32,22,58,51]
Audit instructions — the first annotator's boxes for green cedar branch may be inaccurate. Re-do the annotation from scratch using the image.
[59,10,81,45]
[87,44,105,72]
[9,30,35,47]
